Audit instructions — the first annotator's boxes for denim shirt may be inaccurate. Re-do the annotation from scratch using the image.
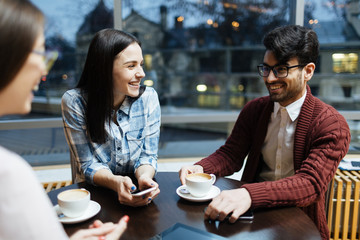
[61,87,161,184]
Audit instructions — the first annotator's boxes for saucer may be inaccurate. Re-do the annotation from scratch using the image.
[176,185,220,202]
[54,200,101,224]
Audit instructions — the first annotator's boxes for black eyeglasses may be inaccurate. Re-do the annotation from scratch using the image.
[257,64,305,78]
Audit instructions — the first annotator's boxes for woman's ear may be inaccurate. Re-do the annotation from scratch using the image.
[304,63,315,81]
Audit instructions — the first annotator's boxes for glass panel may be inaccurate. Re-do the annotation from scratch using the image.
[304,0,360,152]
[121,0,290,158]
[122,1,290,111]
[0,1,292,163]
[332,53,358,73]
[4,0,360,165]
[304,0,359,44]
[0,0,115,166]
[24,0,114,118]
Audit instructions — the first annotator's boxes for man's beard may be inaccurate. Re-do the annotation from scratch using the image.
[268,72,304,103]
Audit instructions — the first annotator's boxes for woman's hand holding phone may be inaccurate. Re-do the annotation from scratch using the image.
[131,186,157,196]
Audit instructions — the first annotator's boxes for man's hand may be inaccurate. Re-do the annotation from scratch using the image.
[179,165,204,185]
[204,188,252,223]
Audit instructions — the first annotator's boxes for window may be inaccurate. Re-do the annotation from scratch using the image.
[332,53,358,73]
[2,0,360,166]
[122,1,289,110]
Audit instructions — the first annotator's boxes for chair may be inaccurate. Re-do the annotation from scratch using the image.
[42,180,72,193]
[326,169,360,240]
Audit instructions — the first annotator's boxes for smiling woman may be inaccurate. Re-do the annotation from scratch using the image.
[61,28,161,207]
[112,42,145,109]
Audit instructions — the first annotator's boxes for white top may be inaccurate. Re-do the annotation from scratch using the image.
[0,146,68,240]
[260,91,307,181]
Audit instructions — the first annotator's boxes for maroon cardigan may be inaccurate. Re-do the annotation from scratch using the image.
[196,86,350,240]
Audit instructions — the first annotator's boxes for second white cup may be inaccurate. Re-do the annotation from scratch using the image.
[185,173,216,197]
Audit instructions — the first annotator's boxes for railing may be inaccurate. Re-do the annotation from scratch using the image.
[0,110,359,130]
[0,109,239,130]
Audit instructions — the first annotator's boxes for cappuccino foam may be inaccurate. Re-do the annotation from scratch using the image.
[58,190,88,201]
[186,175,209,182]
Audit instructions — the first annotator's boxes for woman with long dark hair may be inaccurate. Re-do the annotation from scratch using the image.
[62,29,161,207]
[0,0,128,239]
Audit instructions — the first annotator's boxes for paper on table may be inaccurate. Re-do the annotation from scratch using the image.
[338,158,360,171]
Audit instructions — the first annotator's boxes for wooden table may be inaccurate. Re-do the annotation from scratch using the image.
[48,172,321,240]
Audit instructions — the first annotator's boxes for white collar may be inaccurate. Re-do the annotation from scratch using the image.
[273,89,307,122]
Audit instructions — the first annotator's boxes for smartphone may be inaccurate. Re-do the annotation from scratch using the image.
[131,186,157,196]
[204,207,254,221]
[235,209,254,220]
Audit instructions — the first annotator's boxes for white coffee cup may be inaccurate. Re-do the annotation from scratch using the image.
[57,189,90,218]
[185,173,216,197]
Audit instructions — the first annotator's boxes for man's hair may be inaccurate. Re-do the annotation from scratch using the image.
[263,25,319,65]
[0,0,44,91]
[76,28,141,143]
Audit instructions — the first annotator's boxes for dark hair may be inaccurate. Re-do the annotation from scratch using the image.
[77,28,141,143]
[0,0,44,91]
[263,25,319,65]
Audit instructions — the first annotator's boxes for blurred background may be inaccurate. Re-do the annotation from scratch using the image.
[1,0,359,167]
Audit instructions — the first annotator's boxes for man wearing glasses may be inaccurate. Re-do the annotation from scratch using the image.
[179,25,350,240]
